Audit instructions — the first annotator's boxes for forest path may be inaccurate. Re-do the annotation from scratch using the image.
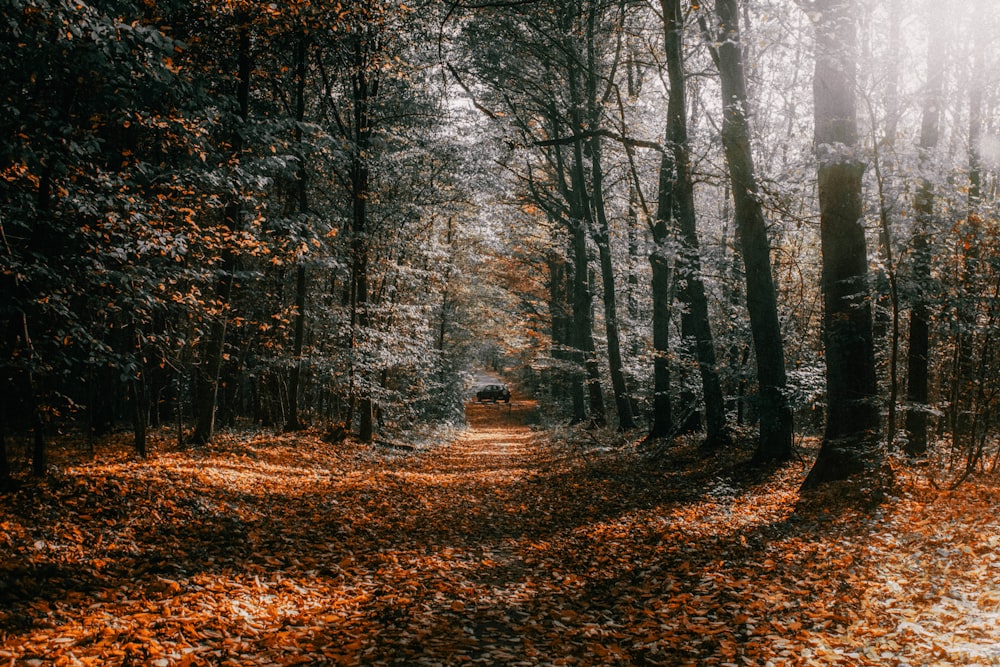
[6,401,1000,665]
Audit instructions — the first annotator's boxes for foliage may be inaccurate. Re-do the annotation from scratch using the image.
[1,0,999,485]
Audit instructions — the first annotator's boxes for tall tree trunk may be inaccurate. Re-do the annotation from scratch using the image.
[661,0,731,448]
[130,377,148,458]
[953,3,987,441]
[571,219,606,427]
[564,247,589,424]
[590,136,637,431]
[565,53,606,428]
[543,116,589,424]
[872,0,901,350]
[26,168,51,475]
[30,386,45,477]
[548,251,580,415]
[801,0,881,489]
[627,182,641,354]
[904,7,944,456]
[349,32,379,443]
[191,24,251,445]
[649,199,673,438]
[129,323,148,458]
[286,33,309,433]
[582,1,634,431]
[712,0,793,462]
[437,217,456,353]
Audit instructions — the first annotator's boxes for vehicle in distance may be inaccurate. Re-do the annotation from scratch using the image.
[476,384,511,403]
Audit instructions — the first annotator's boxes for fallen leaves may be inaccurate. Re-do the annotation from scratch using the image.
[2,406,1000,665]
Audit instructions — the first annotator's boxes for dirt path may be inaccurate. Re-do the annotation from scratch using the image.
[313,398,730,665]
[6,400,1000,665]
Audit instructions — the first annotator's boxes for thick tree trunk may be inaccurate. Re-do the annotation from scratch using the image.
[538,120,588,423]
[904,13,943,456]
[564,57,606,428]
[661,0,731,448]
[191,25,251,445]
[712,0,793,462]
[191,304,230,444]
[801,0,881,489]
[565,255,589,424]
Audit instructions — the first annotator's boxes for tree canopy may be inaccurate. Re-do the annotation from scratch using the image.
[2,0,1000,491]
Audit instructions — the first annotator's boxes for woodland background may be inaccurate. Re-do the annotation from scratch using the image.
[2,0,1000,486]
[6,1,1000,665]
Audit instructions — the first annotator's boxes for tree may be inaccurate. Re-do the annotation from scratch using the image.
[649,161,675,438]
[0,0,199,466]
[705,0,794,462]
[285,32,311,433]
[800,0,882,489]
[578,3,637,431]
[902,2,944,456]
[659,0,731,448]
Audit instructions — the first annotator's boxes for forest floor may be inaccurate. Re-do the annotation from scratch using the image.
[3,398,1000,666]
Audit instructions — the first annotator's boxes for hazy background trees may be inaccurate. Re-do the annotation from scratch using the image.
[2,0,999,490]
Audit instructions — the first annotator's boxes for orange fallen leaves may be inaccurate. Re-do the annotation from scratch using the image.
[2,409,1000,665]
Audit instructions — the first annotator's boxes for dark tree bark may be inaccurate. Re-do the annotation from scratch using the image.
[0,412,8,484]
[563,53,607,428]
[558,24,622,429]
[348,29,379,443]
[191,24,251,446]
[801,0,882,489]
[286,263,307,431]
[951,2,987,441]
[129,320,148,458]
[661,0,731,448]
[649,186,674,438]
[543,115,590,425]
[130,377,147,459]
[582,6,636,431]
[286,33,310,433]
[570,216,607,427]
[903,11,943,456]
[710,0,793,462]
[548,250,581,415]
[588,123,636,431]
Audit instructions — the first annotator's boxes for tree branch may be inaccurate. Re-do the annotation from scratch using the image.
[534,128,662,152]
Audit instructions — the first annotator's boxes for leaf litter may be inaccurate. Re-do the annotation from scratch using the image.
[2,404,1000,666]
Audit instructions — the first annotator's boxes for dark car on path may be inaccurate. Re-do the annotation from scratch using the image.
[476,384,511,403]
